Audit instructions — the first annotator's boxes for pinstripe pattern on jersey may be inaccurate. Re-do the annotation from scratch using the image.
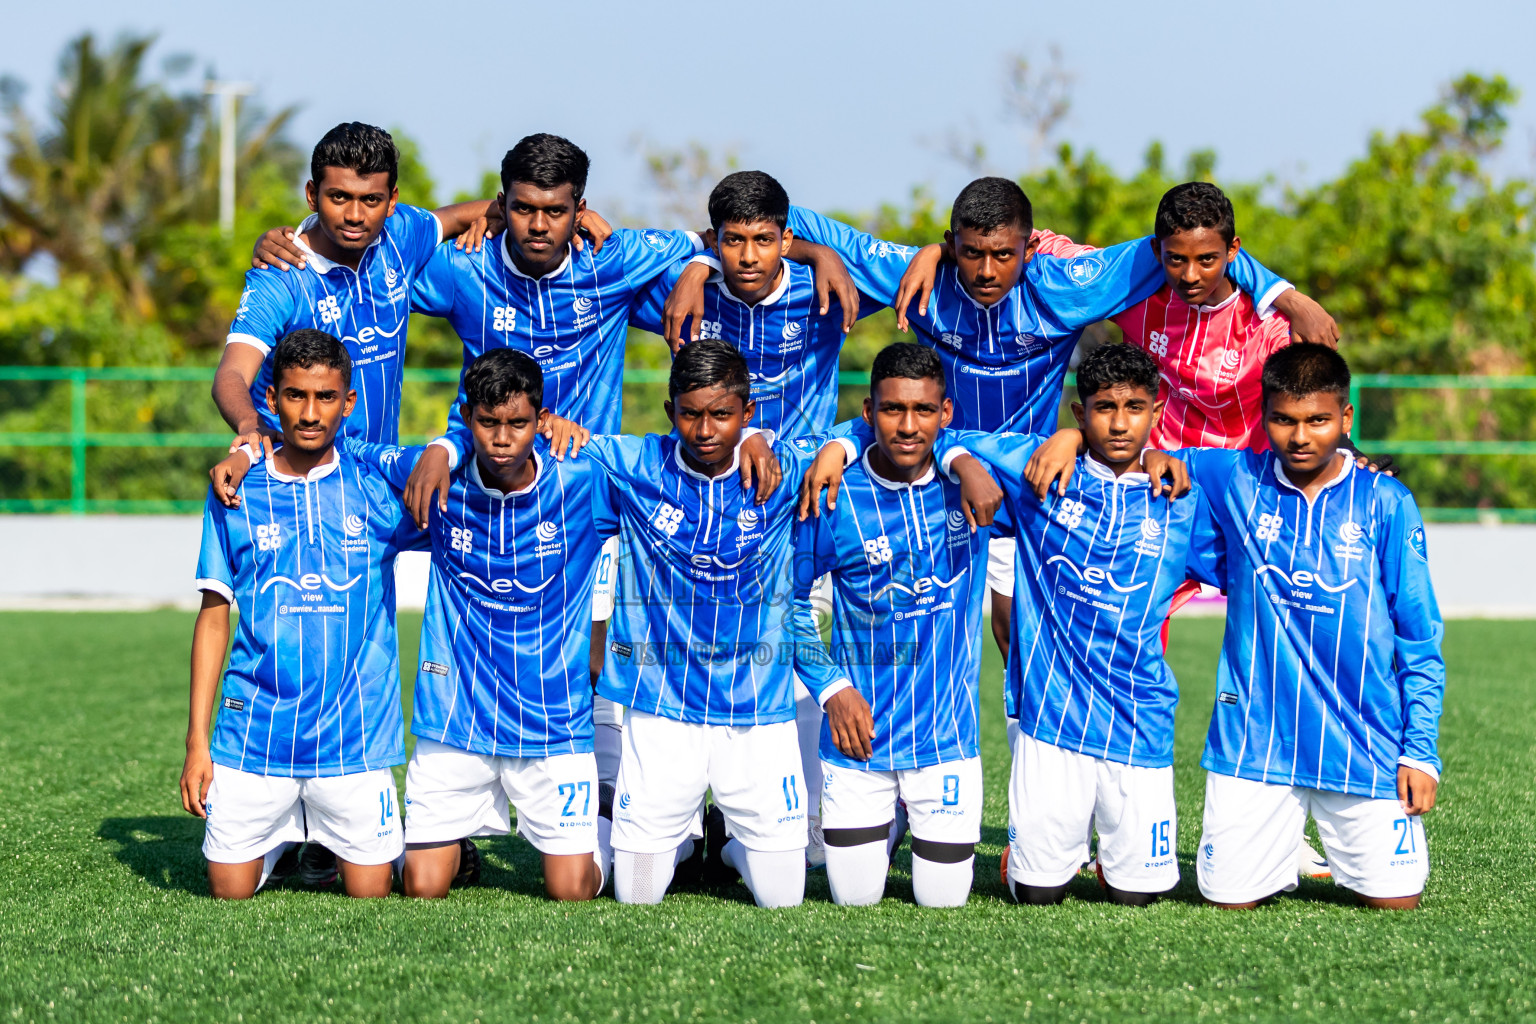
[1181,448,1446,799]
[195,449,424,777]
[230,205,440,445]
[584,433,832,726]
[803,448,989,771]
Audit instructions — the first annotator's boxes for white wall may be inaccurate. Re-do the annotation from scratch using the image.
[0,516,1531,617]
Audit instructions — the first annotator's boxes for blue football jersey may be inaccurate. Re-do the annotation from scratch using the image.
[582,433,834,726]
[227,204,442,444]
[785,206,1289,435]
[629,257,883,439]
[194,449,427,777]
[942,430,1202,768]
[799,443,991,771]
[415,228,703,452]
[346,439,619,758]
[1181,448,1446,799]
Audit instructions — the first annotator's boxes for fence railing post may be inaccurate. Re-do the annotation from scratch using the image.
[70,370,87,514]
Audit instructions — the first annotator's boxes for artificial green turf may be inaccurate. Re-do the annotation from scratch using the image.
[1,612,1533,1023]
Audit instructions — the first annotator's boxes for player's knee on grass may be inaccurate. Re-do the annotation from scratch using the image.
[1017,882,1070,905]
[403,842,459,899]
[1104,883,1160,907]
[910,838,974,908]
[207,860,263,900]
[722,842,804,909]
[1357,892,1421,910]
[543,852,601,902]
[338,859,394,898]
[823,824,893,906]
[614,849,676,905]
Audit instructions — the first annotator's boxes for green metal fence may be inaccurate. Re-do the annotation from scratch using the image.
[2,365,1535,521]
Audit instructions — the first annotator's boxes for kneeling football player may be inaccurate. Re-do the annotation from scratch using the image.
[797,343,1004,907]
[182,330,424,899]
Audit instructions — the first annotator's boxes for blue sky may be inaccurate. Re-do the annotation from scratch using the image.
[4,0,1534,223]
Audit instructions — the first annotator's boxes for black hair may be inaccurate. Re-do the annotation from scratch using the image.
[950,176,1033,236]
[870,341,946,397]
[1154,181,1237,246]
[668,338,750,402]
[500,133,590,202]
[311,122,399,190]
[272,329,351,389]
[1075,343,1160,402]
[707,171,790,232]
[464,348,544,413]
[1261,341,1350,405]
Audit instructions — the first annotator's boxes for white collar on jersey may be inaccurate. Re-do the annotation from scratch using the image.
[468,450,543,499]
[498,235,572,281]
[1187,287,1243,315]
[1081,453,1151,486]
[1273,450,1354,495]
[711,261,794,309]
[291,214,382,275]
[671,436,743,483]
[861,445,937,490]
[263,445,341,483]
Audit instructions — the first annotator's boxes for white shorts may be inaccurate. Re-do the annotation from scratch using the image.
[591,536,619,622]
[987,537,1016,596]
[202,763,403,866]
[403,738,598,856]
[1008,731,1178,893]
[611,709,807,855]
[821,757,982,845]
[1198,773,1430,903]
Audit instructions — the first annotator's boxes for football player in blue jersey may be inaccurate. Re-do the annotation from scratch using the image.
[929,344,1200,906]
[1028,343,1444,909]
[796,343,1002,907]
[183,329,425,899]
[214,122,502,452]
[629,169,884,869]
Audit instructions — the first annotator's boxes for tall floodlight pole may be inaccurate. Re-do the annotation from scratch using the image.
[204,81,254,237]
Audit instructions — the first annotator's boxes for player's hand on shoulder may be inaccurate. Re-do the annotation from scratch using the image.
[739,432,782,505]
[798,441,852,520]
[951,453,1002,530]
[1275,290,1340,348]
[894,243,946,332]
[209,446,260,509]
[799,241,859,333]
[824,687,874,761]
[453,200,503,253]
[180,746,214,818]
[1353,451,1397,477]
[1142,450,1191,499]
[252,226,304,271]
[574,206,613,254]
[542,414,590,460]
[405,444,453,530]
[1397,764,1437,815]
[1024,429,1084,499]
[662,262,712,353]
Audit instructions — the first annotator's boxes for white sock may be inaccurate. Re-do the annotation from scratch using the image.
[613,848,678,905]
[794,690,826,867]
[593,816,613,893]
[722,839,805,909]
[256,842,296,892]
[595,721,623,790]
[912,854,974,908]
[824,840,889,906]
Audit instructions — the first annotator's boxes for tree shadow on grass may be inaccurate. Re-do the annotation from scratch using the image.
[98,816,209,894]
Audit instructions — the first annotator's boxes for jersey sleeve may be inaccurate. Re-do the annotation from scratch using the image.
[392,203,445,271]
[578,433,652,490]
[1227,247,1292,318]
[625,253,692,336]
[617,228,705,291]
[935,429,1049,500]
[785,206,912,307]
[1181,483,1227,589]
[791,515,848,705]
[409,244,458,317]
[1031,228,1099,258]
[1376,489,1446,774]
[194,492,236,604]
[341,438,425,492]
[227,268,295,356]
